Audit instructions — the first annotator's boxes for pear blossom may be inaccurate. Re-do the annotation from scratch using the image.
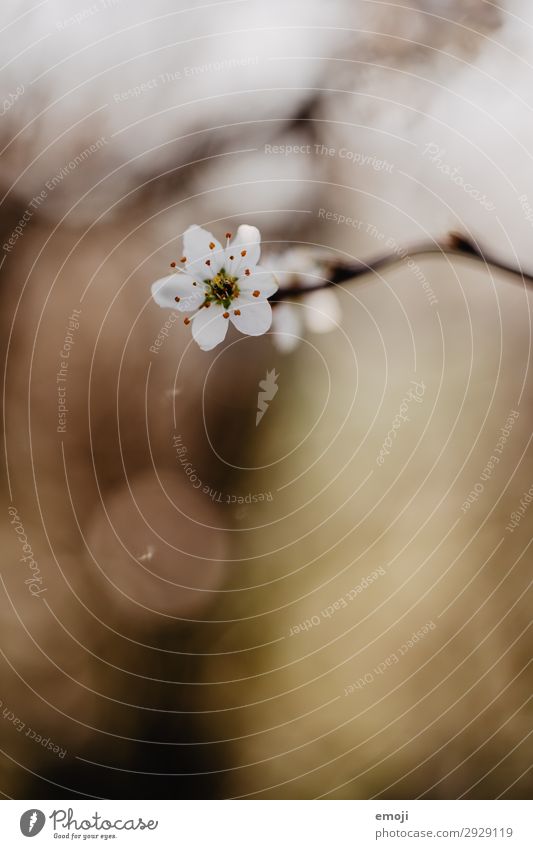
[151,225,278,351]
[272,290,341,352]
[264,248,341,352]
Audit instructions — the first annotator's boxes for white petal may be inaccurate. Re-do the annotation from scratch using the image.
[225,225,261,275]
[229,294,272,337]
[271,302,302,352]
[183,225,223,260]
[238,266,278,299]
[305,289,341,334]
[151,274,204,311]
[183,225,224,280]
[262,246,324,286]
[191,305,229,351]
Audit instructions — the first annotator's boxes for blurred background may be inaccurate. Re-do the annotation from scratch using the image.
[0,0,531,799]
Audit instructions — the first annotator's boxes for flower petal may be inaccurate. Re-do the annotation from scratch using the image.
[305,289,341,333]
[191,305,229,351]
[271,302,302,352]
[229,294,273,337]
[238,266,278,299]
[225,225,261,276]
[151,274,205,311]
[183,225,224,280]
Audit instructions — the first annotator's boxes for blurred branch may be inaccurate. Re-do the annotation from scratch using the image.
[272,233,533,301]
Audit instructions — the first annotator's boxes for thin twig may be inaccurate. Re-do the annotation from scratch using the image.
[272,233,533,301]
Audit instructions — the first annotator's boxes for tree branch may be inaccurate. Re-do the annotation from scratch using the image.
[271,233,533,301]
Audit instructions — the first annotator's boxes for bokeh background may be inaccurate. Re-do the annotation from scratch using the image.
[0,0,532,799]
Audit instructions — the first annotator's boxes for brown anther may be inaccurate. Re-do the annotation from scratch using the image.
[240,249,247,257]
[229,255,234,261]
[209,242,215,249]
[170,261,176,268]
[244,269,251,276]
[204,301,211,308]
[225,232,232,239]
[223,312,230,319]
[205,259,211,266]
[184,317,191,325]
[174,296,180,302]
[252,290,260,297]
[234,309,241,316]
[180,257,187,263]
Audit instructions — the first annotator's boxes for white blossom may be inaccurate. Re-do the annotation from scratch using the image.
[151,225,278,351]
[264,249,341,352]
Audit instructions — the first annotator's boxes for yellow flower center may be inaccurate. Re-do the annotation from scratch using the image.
[205,270,239,309]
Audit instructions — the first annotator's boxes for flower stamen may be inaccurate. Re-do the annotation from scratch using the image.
[204,268,240,309]
[151,224,277,351]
